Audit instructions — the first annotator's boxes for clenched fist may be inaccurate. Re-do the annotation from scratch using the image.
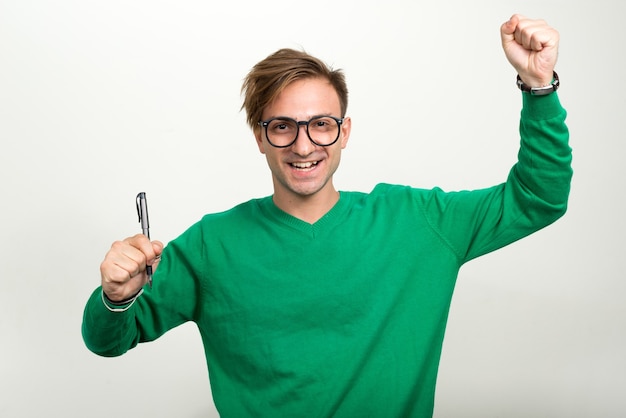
[501,14,560,88]
[100,234,163,302]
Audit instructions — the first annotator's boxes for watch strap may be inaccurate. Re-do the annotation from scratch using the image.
[517,71,559,95]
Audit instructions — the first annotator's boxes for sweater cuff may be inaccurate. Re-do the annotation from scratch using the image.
[82,287,137,356]
[521,92,564,121]
[87,287,138,322]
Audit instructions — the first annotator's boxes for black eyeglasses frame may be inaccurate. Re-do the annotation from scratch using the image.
[258,115,345,148]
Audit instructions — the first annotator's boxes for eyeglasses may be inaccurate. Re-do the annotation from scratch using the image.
[258,115,344,148]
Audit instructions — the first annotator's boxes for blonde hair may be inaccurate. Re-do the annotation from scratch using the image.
[241,48,348,131]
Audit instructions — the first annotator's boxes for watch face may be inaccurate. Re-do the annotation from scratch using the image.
[530,86,556,95]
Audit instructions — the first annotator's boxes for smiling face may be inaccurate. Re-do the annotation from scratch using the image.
[254,77,351,215]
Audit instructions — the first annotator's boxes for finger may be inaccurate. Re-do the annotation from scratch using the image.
[106,235,155,275]
[100,236,162,300]
[127,233,157,261]
[515,19,557,52]
[100,258,138,302]
[121,234,161,276]
[151,240,164,261]
[100,258,133,285]
[148,240,164,270]
[102,241,145,281]
[100,248,147,301]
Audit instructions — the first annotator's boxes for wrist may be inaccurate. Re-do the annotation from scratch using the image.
[101,288,144,312]
[517,71,560,95]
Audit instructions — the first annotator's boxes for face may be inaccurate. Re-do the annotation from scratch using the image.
[254,77,351,205]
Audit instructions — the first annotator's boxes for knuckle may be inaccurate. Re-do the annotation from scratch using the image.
[110,240,126,251]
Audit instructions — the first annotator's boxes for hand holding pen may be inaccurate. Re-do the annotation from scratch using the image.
[99,193,163,303]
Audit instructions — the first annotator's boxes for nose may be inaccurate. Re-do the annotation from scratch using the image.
[291,124,315,155]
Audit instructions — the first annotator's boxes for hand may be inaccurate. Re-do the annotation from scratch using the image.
[501,14,559,88]
[100,234,163,302]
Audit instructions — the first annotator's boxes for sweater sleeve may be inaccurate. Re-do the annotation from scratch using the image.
[420,92,573,263]
[81,221,206,357]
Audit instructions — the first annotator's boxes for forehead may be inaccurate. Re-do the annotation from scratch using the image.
[263,77,341,120]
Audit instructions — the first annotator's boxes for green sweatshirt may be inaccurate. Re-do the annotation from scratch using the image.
[83,93,572,417]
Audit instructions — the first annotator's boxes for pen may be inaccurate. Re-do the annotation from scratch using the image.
[136,192,153,288]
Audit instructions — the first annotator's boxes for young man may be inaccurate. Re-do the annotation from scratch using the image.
[83,14,572,417]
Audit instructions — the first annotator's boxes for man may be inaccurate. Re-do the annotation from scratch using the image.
[83,14,572,417]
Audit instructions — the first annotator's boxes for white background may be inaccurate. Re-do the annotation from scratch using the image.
[1,0,624,417]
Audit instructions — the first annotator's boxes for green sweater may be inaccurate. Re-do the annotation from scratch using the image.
[83,93,572,417]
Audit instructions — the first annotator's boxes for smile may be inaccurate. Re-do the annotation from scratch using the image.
[290,161,319,170]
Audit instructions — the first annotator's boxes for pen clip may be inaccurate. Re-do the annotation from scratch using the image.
[136,192,144,223]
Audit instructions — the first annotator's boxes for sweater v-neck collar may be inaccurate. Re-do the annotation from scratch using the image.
[259,192,351,237]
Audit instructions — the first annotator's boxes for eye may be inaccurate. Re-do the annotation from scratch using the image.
[310,117,336,132]
[275,123,288,130]
[269,119,296,134]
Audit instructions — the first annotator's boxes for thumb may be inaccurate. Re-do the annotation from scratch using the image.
[152,240,164,256]
[149,240,164,272]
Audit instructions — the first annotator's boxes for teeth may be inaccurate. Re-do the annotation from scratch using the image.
[291,161,317,169]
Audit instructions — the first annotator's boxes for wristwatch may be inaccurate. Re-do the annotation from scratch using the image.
[517,71,559,95]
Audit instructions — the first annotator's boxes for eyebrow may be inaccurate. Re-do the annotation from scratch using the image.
[261,113,337,122]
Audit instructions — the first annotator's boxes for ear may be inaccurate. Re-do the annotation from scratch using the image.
[340,117,352,149]
[254,128,266,154]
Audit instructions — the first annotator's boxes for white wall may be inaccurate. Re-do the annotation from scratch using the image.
[1,0,624,416]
